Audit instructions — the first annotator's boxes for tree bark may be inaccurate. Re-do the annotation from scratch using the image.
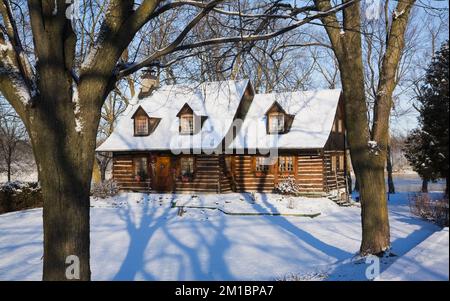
[421,179,428,193]
[314,0,415,255]
[26,86,100,280]
[7,148,11,182]
[387,144,395,194]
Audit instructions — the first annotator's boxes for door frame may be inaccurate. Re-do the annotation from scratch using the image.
[152,155,174,192]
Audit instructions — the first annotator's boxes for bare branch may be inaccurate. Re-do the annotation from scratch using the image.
[119,0,358,78]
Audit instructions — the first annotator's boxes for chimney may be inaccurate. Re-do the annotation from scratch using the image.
[138,69,159,99]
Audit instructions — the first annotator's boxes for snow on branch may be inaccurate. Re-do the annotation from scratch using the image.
[0,40,33,106]
[393,9,405,20]
[368,140,380,155]
[71,82,84,133]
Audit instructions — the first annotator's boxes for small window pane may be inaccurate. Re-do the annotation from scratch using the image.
[181,157,194,176]
[180,115,194,134]
[134,157,148,180]
[135,117,148,135]
[269,113,284,133]
[256,157,269,172]
[287,157,294,172]
[278,157,294,173]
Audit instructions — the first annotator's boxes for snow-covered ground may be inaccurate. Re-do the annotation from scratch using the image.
[377,227,449,281]
[0,192,448,281]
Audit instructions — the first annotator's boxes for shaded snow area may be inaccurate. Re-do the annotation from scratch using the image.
[0,193,447,281]
[377,228,449,281]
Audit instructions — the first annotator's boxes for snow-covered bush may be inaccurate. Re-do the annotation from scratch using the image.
[0,181,42,213]
[91,179,119,199]
[409,193,449,227]
[275,177,301,196]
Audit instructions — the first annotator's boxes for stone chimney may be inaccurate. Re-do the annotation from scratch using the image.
[138,69,159,99]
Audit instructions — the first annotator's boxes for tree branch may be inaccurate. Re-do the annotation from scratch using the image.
[119,0,357,78]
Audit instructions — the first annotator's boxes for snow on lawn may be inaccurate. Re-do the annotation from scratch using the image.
[377,227,449,281]
[0,192,447,281]
[171,193,335,216]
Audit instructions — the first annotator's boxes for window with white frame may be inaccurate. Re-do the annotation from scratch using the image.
[180,115,194,134]
[255,157,270,172]
[268,113,285,133]
[278,156,294,173]
[135,116,149,135]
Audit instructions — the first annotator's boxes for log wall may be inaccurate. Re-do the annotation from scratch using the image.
[231,155,275,192]
[174,154,232,193]
[112,154,151,192]
[297,154,325,193]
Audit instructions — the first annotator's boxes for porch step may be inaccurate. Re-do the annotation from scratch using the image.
[327,193,353,207]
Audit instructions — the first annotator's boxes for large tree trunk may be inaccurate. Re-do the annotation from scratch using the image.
[340,58,390,255]
[314,0,415,255]
[387,145,395,194]
[354,177,359,192]
[27,90,99,280]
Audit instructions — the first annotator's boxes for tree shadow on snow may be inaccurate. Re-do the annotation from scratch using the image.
[112,194,234,280]
[250,194,352,261]
[112,194,174,280]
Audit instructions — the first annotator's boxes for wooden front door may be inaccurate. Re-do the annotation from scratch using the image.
[154,156,173,191]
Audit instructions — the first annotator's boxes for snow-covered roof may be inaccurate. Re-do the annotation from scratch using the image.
[96,79,250,152]
[230,89,342,150]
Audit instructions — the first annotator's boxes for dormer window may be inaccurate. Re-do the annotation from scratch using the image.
[265,101,294,135]
[268,113,285,134]
[180,114,194,134]
[132,106,161,136]
[176,103,208,135]
[135,116,149,135]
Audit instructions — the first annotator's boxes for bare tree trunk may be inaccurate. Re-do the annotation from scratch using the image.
[421,179,428,193]
[27,89,99,280]
[387,145,395,194]
[314,0,415,255]
[7,152,11,182]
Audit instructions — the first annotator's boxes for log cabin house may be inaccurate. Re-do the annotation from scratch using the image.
[96,77,348,196]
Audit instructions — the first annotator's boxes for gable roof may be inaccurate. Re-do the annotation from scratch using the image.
[229,89,342,150]
[265,101,289,116]
[96,79,250,152]
[131,105,150,119]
